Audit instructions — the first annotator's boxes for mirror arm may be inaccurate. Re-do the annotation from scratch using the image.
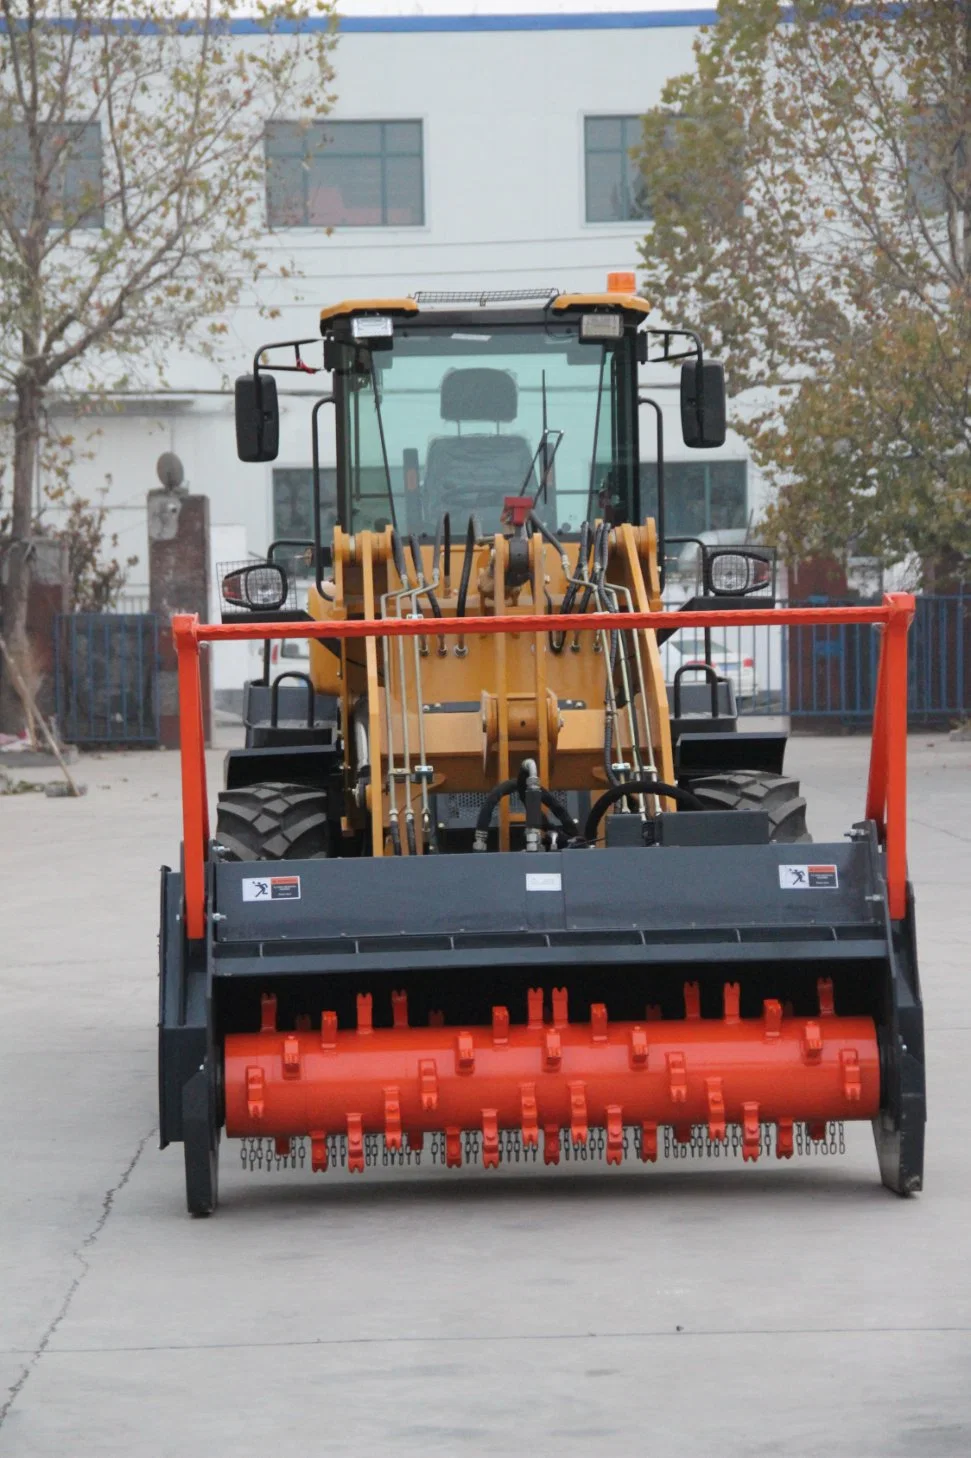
[250,335,324,415]
[311,394,336,596]
[639,395,665,590]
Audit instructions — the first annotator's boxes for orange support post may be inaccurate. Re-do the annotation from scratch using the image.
[881,594,914,920]
[172,613,209,941]
[864,594,914,920]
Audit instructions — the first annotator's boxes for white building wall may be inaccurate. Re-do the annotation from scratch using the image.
[41,8,753,617]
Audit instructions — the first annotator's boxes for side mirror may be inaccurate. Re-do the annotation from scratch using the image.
[681,360,726,449]
[235,373,279,462]
[221,562,289,612]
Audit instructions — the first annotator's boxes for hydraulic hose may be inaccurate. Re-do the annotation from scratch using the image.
[456,515,476,619]
[584,779,704,845]
[526,511,565,557]
[473,774,579,849]
[390,529,409,584]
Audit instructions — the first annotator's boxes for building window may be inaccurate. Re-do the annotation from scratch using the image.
[640,460,748,538]
[272,468,339,560]
[584,115,650,223]
[10,122,103,229]
[906,106,952,218]
[265,120,424,228]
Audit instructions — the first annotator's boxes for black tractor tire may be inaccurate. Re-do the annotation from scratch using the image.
[689,770,811,843]
[215,781,331,861]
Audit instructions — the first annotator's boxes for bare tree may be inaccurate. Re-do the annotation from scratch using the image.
[0,0,336,730]
[635,0,971,584]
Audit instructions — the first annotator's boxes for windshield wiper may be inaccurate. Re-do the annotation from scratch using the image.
[521,427,564,506]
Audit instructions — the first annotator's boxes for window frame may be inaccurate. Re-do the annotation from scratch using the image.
[640,458,749,538]
[264,118,426,230]
[583,113,650,226]
[271,464,339,553]
[9,120,104,231]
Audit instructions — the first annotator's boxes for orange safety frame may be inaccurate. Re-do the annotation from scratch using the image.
[173,593,915,941]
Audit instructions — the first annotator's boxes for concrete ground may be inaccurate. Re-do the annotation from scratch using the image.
[1,734,969,1456]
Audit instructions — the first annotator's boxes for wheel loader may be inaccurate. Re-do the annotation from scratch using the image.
[158,282,925,1214]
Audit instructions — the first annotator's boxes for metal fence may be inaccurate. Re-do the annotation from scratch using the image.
[54,613,160,745]
[660,593,970,726]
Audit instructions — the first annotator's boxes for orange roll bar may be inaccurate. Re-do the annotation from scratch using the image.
[172,593,915,939]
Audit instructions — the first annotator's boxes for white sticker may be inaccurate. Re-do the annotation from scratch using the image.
[779,864,838,889]
[242,875,301,902]
[526,872,562,893]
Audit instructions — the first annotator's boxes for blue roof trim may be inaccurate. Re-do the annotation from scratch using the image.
[227,10,718,34]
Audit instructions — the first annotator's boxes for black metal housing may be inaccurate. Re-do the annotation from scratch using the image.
[158,820,925,1196]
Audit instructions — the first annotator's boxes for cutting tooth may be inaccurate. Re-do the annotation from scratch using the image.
[683,981,701,1020]
[260,993,277,1033]
[321,1010,338,1050]
[391,989,409,1028]
[520,1083,539,1148]
[741,1102,760,1161]
[640,1121,658,1162]
[723,982,741,1024]
[551,986,568,1027]
[763,999,783,1040]
[543,1125,561,1165]
[605,1105,624,1165]
[706,1076,726,1142]
[481,1110,500,1168]
[590,1003,608,1043]
[384,1087,402,1150]
[776,1119,794,1159]
[445,1126,462,1167]
[347,1113,365,1172]
[527,987,544,1029]
[667,1051,688,1103]
[492,1005,510,1046]
[817,977,835,1016]
[569,1082,588,1144]
[356,993,373,1034]
[310,1130,328,1172]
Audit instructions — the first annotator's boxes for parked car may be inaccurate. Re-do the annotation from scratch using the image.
[665,633,758,704]
[275,637,310,665]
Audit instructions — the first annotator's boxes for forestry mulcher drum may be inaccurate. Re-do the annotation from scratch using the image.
[158,282,925,1213]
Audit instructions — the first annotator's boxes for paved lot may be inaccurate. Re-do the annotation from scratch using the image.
[1,733,969,1456]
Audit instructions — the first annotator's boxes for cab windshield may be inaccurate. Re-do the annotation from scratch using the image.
[335,320,639,538]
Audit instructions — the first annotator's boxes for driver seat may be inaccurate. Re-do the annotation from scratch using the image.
[424,368,535,531]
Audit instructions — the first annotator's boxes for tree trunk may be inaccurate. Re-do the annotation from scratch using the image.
[0,379,41,735]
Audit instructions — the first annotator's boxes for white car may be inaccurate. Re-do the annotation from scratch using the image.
[666,634,758,704]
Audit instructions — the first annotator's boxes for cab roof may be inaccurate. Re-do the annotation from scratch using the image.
[318,289,650,334]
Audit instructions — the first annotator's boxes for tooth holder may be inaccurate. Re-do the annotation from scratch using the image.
[225,991,878,1171]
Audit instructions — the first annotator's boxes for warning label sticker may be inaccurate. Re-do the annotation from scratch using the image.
[779,864,839,889]
[242,875,301,902]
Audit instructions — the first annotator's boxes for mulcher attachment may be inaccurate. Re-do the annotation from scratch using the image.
[223,981,879,1170]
